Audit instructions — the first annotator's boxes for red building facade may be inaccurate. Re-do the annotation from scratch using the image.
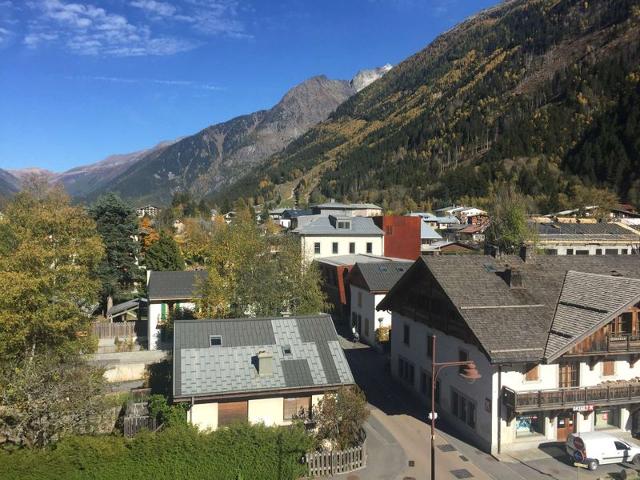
[373,215,421,260]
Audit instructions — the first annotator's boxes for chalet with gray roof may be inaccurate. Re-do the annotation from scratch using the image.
[378,252,640,453]
[146,270,207,350]
[349,260,412,347]
[172,314,354,430]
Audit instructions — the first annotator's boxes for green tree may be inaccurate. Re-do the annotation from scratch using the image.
[145,231,185,271]
[89,193,141,313]
[313,387,369,450]
[197,216,326,319]
[485,184,534,254]
[0,182,104,358]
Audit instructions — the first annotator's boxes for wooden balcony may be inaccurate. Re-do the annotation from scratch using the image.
[503,382,640,412]
[566,333,640,356]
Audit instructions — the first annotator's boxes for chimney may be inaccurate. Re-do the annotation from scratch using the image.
[484,244,501,258]
[519,244,535,263]
[504,266,524,289]
[257,350,273,376]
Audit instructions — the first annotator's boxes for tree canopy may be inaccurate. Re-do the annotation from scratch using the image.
[0,183,103,358]
[145,231,185,271]
[197,217,326,319]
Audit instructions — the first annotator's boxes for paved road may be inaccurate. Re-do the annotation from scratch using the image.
[339,338,640,480]
[341,341,496,480]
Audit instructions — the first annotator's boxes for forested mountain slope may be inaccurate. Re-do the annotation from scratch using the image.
[220,0,640,212]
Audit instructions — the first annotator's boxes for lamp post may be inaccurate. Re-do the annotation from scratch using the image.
[429,334,481,480]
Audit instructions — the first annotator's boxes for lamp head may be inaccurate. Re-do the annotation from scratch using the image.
[459,362,481,383]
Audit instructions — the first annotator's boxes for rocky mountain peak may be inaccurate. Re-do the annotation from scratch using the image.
[350,64,393,92]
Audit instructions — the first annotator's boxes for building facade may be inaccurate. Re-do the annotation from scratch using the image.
[379,254,640,454]
[533,222,640,255]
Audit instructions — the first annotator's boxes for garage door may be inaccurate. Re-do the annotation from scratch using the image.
[218,400,248,427]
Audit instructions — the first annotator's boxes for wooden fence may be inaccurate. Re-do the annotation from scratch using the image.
[305,441,366,477]
[123,416,158,437]
[91,320,148,339]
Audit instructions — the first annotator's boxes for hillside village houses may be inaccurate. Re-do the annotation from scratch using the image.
[379,252,640,454]
[172,315,354,431]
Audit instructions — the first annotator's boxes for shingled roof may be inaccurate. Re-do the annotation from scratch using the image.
[293,215,384,236]
[350,261,413,293]
[147,270,207,301]
[173,315,354,400]
[379,255,640,364]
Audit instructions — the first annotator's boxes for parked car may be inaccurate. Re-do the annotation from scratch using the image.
[566,431,640,471]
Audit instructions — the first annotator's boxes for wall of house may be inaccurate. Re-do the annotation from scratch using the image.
[301,235,383,261]
[148,300,196,350]
[188,394,328,431]
[372,216,421,260]
[390,312,495,452]
[350,286,391,346]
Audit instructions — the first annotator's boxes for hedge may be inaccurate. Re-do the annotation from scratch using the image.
[0,423,312,480]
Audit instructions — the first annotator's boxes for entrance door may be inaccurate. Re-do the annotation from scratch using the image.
[557,413,575,441]
[559,363,579,388]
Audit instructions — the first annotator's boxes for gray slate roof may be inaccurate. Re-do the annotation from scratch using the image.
[385,255,640,363]
[421,223,443,240]
[352,261,413,292]
[147,270,207,301]
[173,315,354,399]
[107,297,147,316]
[293,215,384,236]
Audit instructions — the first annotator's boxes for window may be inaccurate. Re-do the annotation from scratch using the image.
[566,249,574,255]
[282,345,292,356]
[603,360,615,376]
[605,249,619,255]
[451,388,476,429]
[332,242,338,254]
[398,357,414,385]
[209,335,222,347]
[576,250,589,255]
[337,220,351,229]
[516,413,544,437]
[596,249,603,255]
[544,249,558,255]
[349,242,355,254]
[314,242,320,255]
[284,396,311,420]
[403,323,410,346]
[615,441,629,451]
[427,335,433,358]
[366,242,373,254]
[525,363,539,382]
[458,349,468,374]
[621,249,629,255]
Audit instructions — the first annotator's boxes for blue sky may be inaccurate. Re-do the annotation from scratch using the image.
[0,0,498,172]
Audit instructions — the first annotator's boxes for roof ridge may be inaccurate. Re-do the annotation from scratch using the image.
[566,269,640,281]
[174,314,330,324]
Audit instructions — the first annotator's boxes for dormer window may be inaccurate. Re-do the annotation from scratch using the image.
[209,335,222,347]
[337,220,351,229]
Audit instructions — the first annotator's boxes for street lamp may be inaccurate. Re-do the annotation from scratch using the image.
[429,334,481,480]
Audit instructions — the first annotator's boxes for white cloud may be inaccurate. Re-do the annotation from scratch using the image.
[72,75,224,91]
[130,0,176,18]
[23,0,249,56]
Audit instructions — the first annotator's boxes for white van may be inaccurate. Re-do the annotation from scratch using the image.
[566,432,640,471]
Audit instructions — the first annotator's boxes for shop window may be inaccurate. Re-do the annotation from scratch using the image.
[594,407,620,430]
[524,363,539,382]
[515,413,544,437]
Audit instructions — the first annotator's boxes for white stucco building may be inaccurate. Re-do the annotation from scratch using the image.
[293,215,384,262]
[379,253,640,454]
[348,260,412,346]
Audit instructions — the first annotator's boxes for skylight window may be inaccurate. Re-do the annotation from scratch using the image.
[209,335,222,347]
[282,345,292,355]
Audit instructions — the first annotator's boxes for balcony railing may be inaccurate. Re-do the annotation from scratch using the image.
[503,382,640,411]
[568,334,640,355]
